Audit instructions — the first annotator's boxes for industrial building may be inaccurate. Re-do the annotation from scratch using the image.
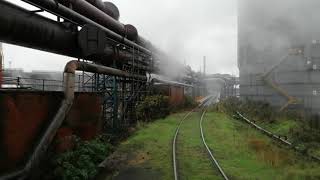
[238,0,320,116]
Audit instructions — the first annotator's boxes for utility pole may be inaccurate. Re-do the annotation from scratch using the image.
[203,56,206,76]
[0,43,3,87]
[0,43,3,71]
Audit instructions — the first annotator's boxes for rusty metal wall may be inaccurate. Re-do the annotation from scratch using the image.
[0,90,102,174]
[151,85,185,106]
[169,86,185,106]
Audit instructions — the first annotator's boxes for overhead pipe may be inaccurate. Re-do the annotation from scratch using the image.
[150,77,193,88]
[0,1,151,67]
[85,0,120,20]
[0,0,81,58]
[56,0,137,40]
[22,0,151,54]
[64,60,147,80]
[85,0,105,13]
[0,43,2,88]
[103,1,120,20]
[0,60,147,179]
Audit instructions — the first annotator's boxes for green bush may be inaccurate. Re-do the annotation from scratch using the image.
[291,122,320,153]
[216,97,320,155]
[51,136,113,180]
[136,95,170,121]
[183,95,197,109]
[215,98,276,123]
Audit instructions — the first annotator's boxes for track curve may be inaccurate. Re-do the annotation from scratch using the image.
[172,94,229,180]
[200,110,229,180]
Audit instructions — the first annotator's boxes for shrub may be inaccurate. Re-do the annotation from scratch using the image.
[136,95,170,121]
[50,136,113,180]
[216,97,320,155]
[291,123,320,153]
[183,95,197,109]
[215,97,276,123]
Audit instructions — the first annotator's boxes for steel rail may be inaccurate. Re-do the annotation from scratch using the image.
[200,110,229,180]
[172,94,221,180]
[172,110,194,180]
[236,111,320,162]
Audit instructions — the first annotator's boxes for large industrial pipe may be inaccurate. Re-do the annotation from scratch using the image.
[150,76,193,88]
[0,43,3,88]
[22,0,151,54]
[86,0,120,20]
[0,1,148,66]
[56,0,137,40]
[103,1,120,21]
[1,60,147,179]
[64,60,147,80]
[86,0,105,12]
[0,0,81,58]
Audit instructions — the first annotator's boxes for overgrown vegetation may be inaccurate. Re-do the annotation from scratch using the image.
[102,113,186,180]
[101,111,320,179]
[203,112,320,179]
[136,95,170,121]
[183,95,198,109]
[47,136,113,180]
[136,95,197,122]
[213,97,320,157]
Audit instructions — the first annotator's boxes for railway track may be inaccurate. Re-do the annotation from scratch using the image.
[236,111,320,162]
[200,110,229,180]
[172,95,229,180]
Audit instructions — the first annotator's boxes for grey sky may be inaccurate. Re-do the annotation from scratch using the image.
[3,0,238,75]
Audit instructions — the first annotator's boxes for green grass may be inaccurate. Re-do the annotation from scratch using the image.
[203,112,320,180]
[111,113,185,179]
[256,117,299,140]
[102,111,320,180]
[177,112,222,180]
[243,113,320,157]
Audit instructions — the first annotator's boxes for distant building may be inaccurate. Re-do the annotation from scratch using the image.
[238,0,320,116]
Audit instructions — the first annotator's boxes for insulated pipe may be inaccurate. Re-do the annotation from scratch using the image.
[56,0,137,40]
[0,61,147,179]
[0,43,2,88]
[22,0,151,54]
[64,60,147,80]
[103,1,120,20]
[86,0,105,12]
[86,0,120,20]
[0,0,81,58]
[0,1,146,65]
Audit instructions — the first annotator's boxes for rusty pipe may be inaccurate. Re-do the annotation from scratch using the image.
[56,0,137,40]
[103,1,120,20]
[86,0,105,12]
[0,61,147,179]
[64,60,147,80]
[85,0,120,20]
[0,0,82,58]
[0,1,151,66]
[21,0,150,54]
[31,60,146,173]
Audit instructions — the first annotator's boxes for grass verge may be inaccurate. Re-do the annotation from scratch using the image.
[177,112,222,179]
[203,112,320,179]
[100,113,185,180]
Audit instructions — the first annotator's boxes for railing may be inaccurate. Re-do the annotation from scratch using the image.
[1,75,96,92]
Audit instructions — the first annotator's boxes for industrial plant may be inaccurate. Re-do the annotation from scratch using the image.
[0,0,320,179]
[238,0,320,117]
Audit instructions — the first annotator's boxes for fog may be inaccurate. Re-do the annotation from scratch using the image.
[238,0,320,69]
[2,0,237,76]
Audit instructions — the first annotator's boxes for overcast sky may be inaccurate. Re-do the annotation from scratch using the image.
[3,0,238,75]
